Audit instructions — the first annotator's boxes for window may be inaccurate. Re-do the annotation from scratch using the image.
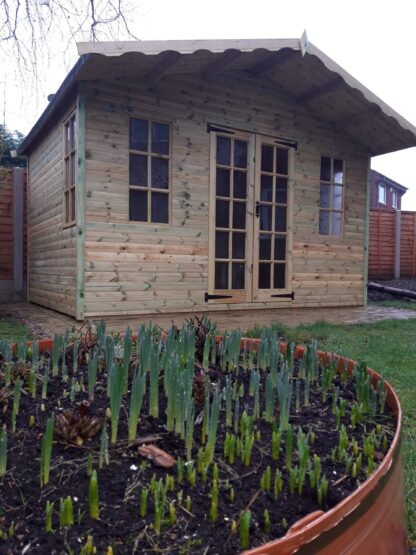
[392,190,398,209]
[63,113,76,225]
[129,118,170,223]
[319,156,344,236]
[378,183,386,205]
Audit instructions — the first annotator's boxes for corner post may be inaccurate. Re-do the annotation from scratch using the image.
[394,209,401,279]
[12,168,25,300]
[76,82,86,321]
[363,156,371,305]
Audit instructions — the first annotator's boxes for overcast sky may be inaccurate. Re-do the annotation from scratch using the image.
[3,0,416,208]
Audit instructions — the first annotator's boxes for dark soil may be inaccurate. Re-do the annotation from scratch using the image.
[368,278,416,303]
[0,344,396,555]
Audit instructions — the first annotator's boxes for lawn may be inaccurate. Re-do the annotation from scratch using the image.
[248,318,416,544]
[0,316,32,341]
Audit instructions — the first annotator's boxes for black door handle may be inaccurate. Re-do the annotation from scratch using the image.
[255,201,260,218]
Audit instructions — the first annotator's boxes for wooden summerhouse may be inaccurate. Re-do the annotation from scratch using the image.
[20,36,416,321]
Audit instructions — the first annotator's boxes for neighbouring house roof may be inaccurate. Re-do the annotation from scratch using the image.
[370,169,408,194]
[20,35,416,156]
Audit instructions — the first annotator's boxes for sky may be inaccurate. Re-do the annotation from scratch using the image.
[3,0,416,208]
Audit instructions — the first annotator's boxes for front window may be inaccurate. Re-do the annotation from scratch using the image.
[129,118,170,224]
[319,156,344,236]
[63,112,76,225]
[378,184,386,205]
[392,190,398,209]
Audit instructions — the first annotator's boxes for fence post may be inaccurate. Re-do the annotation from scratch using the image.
[13,168,24,300]
[394,209,401,279]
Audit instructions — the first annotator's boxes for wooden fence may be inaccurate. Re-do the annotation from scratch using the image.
[0,167,27,301]
[369,208,416,279]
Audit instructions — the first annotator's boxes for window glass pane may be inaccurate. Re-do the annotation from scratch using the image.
[217,136,231,166]
[259,234,272,260]
[65,124,70,154]
[260,175,273,202]
[261,145,273,172]
[65,159,70,190]
[151,192,169,223]
[333,185,343,210]
[319,211,330,235]
[320,157,331,181]
[274,236,286,260]
[71,117,76,150]
[275,206,286,232]
[216,168,230,197]
[130,189,148,221]
[130,154,148,186]
[260,205,272,231]
[216,200,229,228]
[215,231,229,259]
[232,232,245,259]
[151,157,169,189]
[275,148,288,175]
[258,263,271,289]
[71,188,76,222]
[234,140,247,168]
[151,122,169,155]
[232,202,246,230]
[378,185,386,204]
[275,178,287,204]
[64,191,69,222]
[232,262,245,289]
[233,171,247,199]
[320,184,330,208]
[215,262,228,289]
[71,153,76,186]
[130,119,148,151]
[333,159,344,184]
[273,264,285,289]
[331,211,342,235]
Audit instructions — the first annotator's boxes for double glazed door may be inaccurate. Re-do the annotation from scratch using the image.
[208,129,293,304]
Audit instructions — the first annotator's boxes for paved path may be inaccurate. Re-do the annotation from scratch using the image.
[1,301,416,337]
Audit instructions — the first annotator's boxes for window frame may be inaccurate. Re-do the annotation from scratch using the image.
[128,117,172,225]
[319,156,345,237]
[63,110,77,227]
[378,183,386,205]
[392,189,398,209]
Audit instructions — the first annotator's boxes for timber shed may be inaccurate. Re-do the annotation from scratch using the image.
[20,36,416,321]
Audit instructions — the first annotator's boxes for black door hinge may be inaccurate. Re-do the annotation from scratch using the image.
[270,292,295,300]
[205,293,233,302]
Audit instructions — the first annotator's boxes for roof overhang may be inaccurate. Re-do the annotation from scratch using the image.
[20,35,416,156]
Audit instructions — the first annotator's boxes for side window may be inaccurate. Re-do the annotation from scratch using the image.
[378,183,386,205]
[63,113,76,225]
[129,118,170,224]
[319,156,344,236]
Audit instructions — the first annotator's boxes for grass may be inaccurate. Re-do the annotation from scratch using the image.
[247,318,416,544]
[0,316,32,341]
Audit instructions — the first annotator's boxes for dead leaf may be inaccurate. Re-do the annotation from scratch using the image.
[138,444,176,468]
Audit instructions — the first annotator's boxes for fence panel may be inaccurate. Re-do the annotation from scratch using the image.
[368,209,396,279]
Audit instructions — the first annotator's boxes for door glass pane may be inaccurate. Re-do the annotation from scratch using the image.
[232,202,246,230]
[70,117,76,150]
[333,159,344,184]
[215,262,228,289]
[331,212,342,235]
[151,122,169,155]
[216,231,229,258]
[320,184,330,208]
[258,263,271,289]
[233,171,247,199]
[261,145,273,172]
[130,154,148,186]
[217,136,231,166]
[216,168,230,197]
[151,192,168,223]
[232,263,245,289]
[275,178,287,204]
[259,234,271,260]
[333,185,343,210]
[320,157,331,181]
[71,153,76,186]
[151,157,169,189]
[275,206,286,232]
[273,264,285,289]
[232,232,245,259]
[234,140,248,168]
[130,119,148,151]
[65,159,69,189]
[319,211,330,235]
[275,148,288,175]
[71,188,75,222]
[65,124,70,154]
[260,175,273,202]
[260,205,272,231]
[130,189,147,221]
[216,200,229,228]
[274,236,286,260]
[65,191,69,222]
